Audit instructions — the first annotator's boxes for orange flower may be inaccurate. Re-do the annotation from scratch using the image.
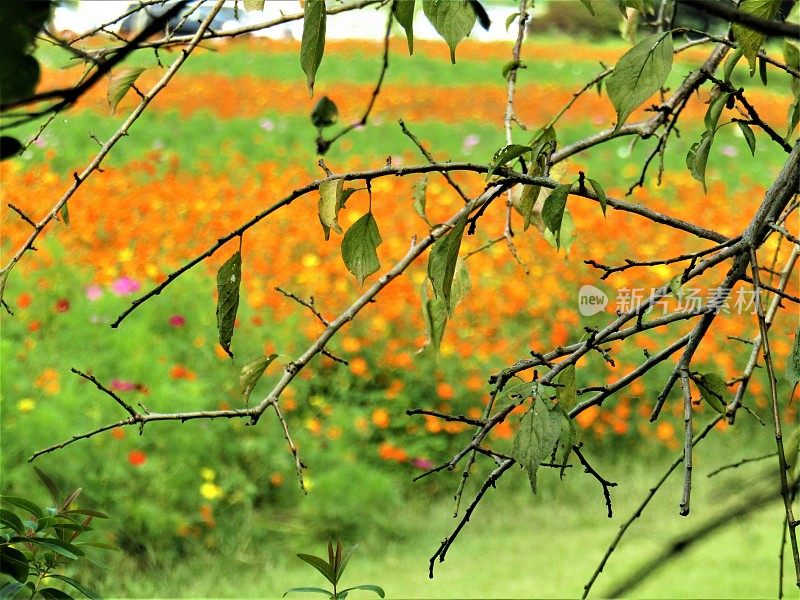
[169,364,197,380]
[17,292,32,309]
[199,504,215,528]
[111,428,126,440]
[436,382,455,400]
[575,405,600,429]
[656,421,675,443]
[371,408,390,429]
[127,450,147,467]
[350,357,368,376]
[269,472,284,487]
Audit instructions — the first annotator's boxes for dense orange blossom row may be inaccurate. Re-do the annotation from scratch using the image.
[35,41,791,127]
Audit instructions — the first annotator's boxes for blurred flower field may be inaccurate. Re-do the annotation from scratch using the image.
[1,33,798,595]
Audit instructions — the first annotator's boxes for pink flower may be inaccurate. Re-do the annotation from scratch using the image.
[462,134,480,153]
[85,284,103,301]
[412,457,434,470]
[169,314,186,327]
[259,118,275,132]
[111,276,140,296]
[110,379,138,392]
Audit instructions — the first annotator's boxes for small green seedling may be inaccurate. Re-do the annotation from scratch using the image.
[284,541,385,599]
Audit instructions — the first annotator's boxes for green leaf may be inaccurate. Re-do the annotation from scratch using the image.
[422,0,477,64]
[737,122,756,156]
[510,398,563,493]
[501,60,523,80]
[449,258,471,310]
[586,178,607,216]
[0,581,26,599]
[421,288,447,353]
[732,0,781,74]
[541,184,572,250]
[783,40,800,97]
[243,0,265,10]
[59,202,70,227]
[0,53,40,105]
[240,354,278,405]
[64,508,108,520]
[311,96,338,129]
[0,547,28,582]
[723,47,743,82]
[427,214,467,312]
[296,553,336,585]
[555,364,577,411]
[579,0,595,16]
[341,213,382,286]
[334,543,356,581]
[44,575,99,600]
[486,144,531,180]
[1,497,43,519]
[14,537,83,560]
[695,372,728,414]
[544,209,577,255]
[554,404,576,478]
[33,468,60,507]
[787,96,800,139]
[758,55,768,86]
[107,66,145,114]
[505,11,519,32]
[319,178,344,240]
[787,328,800,387]
[0,137,22,161]
[283,587,333,598]
[606,31,673,131]
[393,0,416,54]
[300,0,327,96]
[668,275,683,301]
[704,92,730,133]
[492,381,534,416]
[0,509,25,534]
[686,130,713,193]
[469,0,491,30]
[38,589,73,600]
[411,174,428,224]
[216,250,242,359]
[517,182,542,232]
[338,585,385,598]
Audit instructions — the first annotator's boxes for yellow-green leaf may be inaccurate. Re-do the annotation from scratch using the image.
[240,354,278,405]
[107,66,145,114]
[216,251,242,359]
[732,0,781,74]
[318,178,344,240]
[341,212,382,286]
[300,0,326,96]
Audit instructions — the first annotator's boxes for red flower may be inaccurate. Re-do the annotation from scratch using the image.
[168,314,186,327]
[128,450,147,467]
[54,298,70,312]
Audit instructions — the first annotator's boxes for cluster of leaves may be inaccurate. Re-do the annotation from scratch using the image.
[284,541,384,600]
[1,469,113,600]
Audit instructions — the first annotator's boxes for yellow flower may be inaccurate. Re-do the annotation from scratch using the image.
[200,468,216,481]
[17,398,36,412]
[199,482,223,500]
[301,253,320,268]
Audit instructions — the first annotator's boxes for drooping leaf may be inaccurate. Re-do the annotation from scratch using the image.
[501,60,523,80]
[758,55,768,85]
[38,589,73,600]
[421,284,447,352]
[335,543,356,581]
[704,92,730,133]
[579,0,595,15]
[486,144,531,180]
[784,40,800,97]
[243,0,265,10]
[587,178,607,216]
[668,275,683,301]
[737,122,756,156]
[0,581,26,600]
[427,214,467,311]
[338,585,385,598]
[318,178,344,240]
[555,364,577,411]
[14,536,83,559]
[0,508,25,534]
[787,96,800,139]
[544,209,577,255]
[300,0,326,96]
[296,553,336,585]
[469,0,491,30]
[492,381,535,416]
[553,404,576,478]
[510,398,563,493]
[686,129,714,193]
[0,546,28,582]
[240,354,278,405]
[107,66,145,114]
[215,251,242,359]
[723,47,744,82]
[449,258,471,310]
[33,467,60,506]
[695,372,728,414]
[732,0,782,74]
[341,212,382,286]
[606,31,673,131]
[60,202,70,227]
[0,53,40,105]
[0,136,22,161]
[412,174,428,223]
[310,96,338,129]
[541,183,572,249]
[505,11,519,32]
[787,328,800,386]
[393,0,416,54]
[422,0,477,64]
